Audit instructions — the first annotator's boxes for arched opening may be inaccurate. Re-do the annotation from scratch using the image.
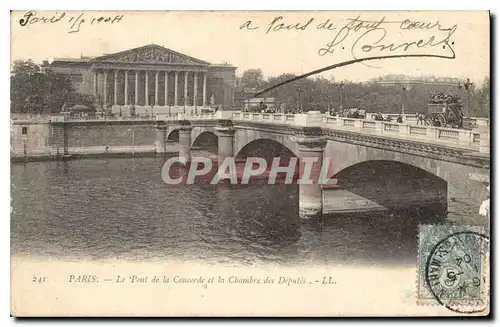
[326,160,448,218]
[167,129,179,143]
[192,131,218,155]
[236,139,297,163]
[234,138,299,184]
[316,160,449,266]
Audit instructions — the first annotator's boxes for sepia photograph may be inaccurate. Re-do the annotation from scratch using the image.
[9,10,490,317]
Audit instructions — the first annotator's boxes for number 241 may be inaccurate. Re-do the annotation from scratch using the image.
[32,276,46,283]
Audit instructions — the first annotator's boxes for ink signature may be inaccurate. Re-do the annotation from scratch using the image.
[317,16,457,61]
[239,15,458,97]
[19,11,124,33]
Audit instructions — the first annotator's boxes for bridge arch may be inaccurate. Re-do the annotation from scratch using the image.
[166,129,179,142]
[235,138,298,161]
[327,159,448,217]
[234,129,299,160]
[325,141,454,187]
[192,131,218,154]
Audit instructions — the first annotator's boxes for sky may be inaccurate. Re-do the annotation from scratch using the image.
[10,11,490,86]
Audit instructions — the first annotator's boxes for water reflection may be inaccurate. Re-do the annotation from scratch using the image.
[10,157,475,267]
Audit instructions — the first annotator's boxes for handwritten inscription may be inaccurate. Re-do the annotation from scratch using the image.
[19,11,124,33]
[240,15,457,60]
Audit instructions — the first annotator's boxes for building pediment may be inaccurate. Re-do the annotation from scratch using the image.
[93,44,210,66]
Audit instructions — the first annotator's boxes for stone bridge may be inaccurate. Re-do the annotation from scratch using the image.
[157,111,490,222]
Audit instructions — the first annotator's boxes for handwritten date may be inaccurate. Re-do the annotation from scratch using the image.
[19,11,123,33]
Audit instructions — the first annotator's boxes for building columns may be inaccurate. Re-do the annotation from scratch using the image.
[174,71,179,106]
[145,71,149,106]
[164,71,169,106]
[103,70,108,106]
[135,71,139,105]
[184,71,189,106]
[114,70,118,106]
[155,71,159,106]
[124,70,129,106]
[203,72,207,107]
[93,68,210,109]
[93,71,98,97]
[193,72,198,107]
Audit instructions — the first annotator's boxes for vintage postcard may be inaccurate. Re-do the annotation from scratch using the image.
[10,10,490,316]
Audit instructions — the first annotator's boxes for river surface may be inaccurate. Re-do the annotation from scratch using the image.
[10,157,486,267]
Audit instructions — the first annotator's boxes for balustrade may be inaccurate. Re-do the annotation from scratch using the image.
[153,111,488,151]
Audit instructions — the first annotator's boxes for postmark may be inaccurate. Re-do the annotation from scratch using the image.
[418,225,489,313]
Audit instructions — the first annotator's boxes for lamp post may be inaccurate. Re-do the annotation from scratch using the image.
[195,96,198,115]
[339,81,345,112]
[463,78,473,116]
[297,85,303,113]
[127,128,135,156]
[401,85,407,115]
[168,96,172,117]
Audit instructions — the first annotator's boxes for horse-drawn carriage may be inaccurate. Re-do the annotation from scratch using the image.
[420,93,464,128]
[342,108,366,119]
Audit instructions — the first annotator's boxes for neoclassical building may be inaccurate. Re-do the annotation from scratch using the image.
[48,44,237,115]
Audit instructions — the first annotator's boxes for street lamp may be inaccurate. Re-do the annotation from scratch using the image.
[127,128,135,156]
[297,85,303,113]
[195,96,198,115]
[401,85,407,115]
[339,81,345,111]
[168,96,172,116]
[463,78,474,116]
[150,95,155,118]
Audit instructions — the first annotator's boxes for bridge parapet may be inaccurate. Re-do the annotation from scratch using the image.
[156,111,489,154]
[231,111,487,153]
[364,113,490,127]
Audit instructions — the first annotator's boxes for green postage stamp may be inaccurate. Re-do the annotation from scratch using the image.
[418,224,490,314]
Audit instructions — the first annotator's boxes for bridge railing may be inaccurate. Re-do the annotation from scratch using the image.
[231,111,487,152]
[364,112,490,127]
[47,115,159,123]
[152,111,488,153]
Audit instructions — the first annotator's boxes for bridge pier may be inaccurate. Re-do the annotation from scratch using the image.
[155,121,167,154]
[178,121,192,163]
[215,120,235,164]
[294,128,327,221]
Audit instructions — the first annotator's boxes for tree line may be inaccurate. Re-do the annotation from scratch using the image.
[236,69,490,117]
[10,60,490,118]
[10,60,94,115]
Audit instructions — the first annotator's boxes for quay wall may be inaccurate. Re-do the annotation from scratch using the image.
[11,120,159,157]
[64,124,156,147]
[10,121,52,156]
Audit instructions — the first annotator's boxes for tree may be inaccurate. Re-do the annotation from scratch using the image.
[472,77,490,118]
[239,69,265,90]
[10,60,74,114]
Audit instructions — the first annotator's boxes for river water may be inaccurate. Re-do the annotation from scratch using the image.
[10,157,485,267]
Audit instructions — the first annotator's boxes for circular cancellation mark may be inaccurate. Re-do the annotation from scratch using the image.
[424,231,490,314]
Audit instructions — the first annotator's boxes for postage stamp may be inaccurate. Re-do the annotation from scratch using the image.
[417,224,490,313]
